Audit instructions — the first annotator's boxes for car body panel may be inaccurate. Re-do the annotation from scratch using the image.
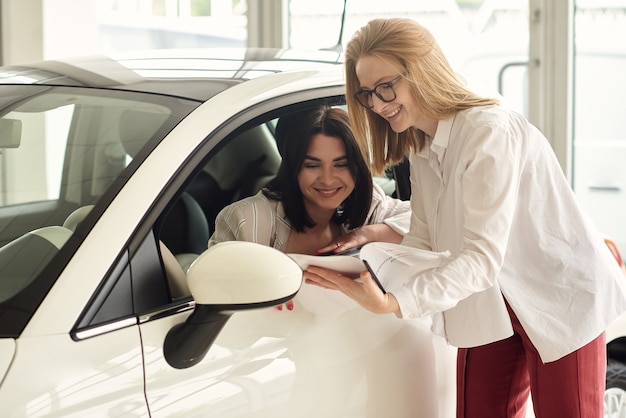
[141,289,456,418]
[0,330,147,417]
[0,339,15,380]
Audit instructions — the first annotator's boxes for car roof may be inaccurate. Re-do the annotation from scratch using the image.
[0,48,345,102]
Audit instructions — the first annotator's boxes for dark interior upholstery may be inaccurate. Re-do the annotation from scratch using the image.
[199,123,281,222]
[159,193,209,256]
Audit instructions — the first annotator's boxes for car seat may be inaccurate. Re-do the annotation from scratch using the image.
[203,123,281,205]
[0,226,73,302]
[159,192,209,273]
[62,205,95,231]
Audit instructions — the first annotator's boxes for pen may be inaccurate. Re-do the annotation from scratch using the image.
[362,259,386,294]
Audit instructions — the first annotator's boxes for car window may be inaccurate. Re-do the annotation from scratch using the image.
[1,93,173,207]
[0,85,199,334]
[74,229,171,336]
[150,118,282,301]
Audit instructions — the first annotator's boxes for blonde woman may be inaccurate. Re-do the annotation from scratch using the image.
[304,18,626,418]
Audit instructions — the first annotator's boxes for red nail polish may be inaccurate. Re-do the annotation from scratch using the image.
[287,303,294,311]
[277,305,283,311]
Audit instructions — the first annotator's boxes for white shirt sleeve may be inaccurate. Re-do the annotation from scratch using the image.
[365,182,412,235]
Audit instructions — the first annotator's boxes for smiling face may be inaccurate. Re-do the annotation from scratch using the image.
[297,133,355,218]
[355,55,435,137]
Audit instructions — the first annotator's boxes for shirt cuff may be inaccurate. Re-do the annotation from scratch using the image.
[390,286,423,320]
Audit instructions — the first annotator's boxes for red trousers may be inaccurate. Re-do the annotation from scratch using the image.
[456,301,606,418]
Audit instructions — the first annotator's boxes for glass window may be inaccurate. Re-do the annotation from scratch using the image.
[572,2,626,250]
[1,92,173,208]
[95,0,248,54]
[0,106,71,205]
[0,85,197,322]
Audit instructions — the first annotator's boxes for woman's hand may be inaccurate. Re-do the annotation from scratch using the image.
[316,224,403,255]
[276,299,294,311]
[303,265,400,315]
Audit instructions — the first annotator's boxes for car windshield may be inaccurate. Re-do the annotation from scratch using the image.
[0,85,200,319]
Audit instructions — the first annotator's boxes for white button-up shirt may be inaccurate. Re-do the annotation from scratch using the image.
[392,105,626,362]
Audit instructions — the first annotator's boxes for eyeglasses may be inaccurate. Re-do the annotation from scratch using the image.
[353,73,405,109]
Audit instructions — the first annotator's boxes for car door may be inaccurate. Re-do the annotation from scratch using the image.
[140,302,298,417]
[136,112,302,417]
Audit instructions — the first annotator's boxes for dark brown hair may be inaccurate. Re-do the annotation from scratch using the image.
[264,106,373,232]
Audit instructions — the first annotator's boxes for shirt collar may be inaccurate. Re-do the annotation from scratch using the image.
[431,115,456,161]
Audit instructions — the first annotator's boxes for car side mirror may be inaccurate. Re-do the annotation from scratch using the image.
[163,241,302,369]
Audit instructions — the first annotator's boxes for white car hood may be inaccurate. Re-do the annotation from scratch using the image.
[0,339,15,383]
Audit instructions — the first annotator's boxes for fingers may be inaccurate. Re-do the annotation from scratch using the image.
[326,234,358,254]
[316,240,346,255]
[303,268,334,289]
[304,267,400,315]
[276,300,295,311]
[316,234,363,254]
[316,228,373,255]
[303,271,336,289]
[359,269,383,294]
[303,266,359,290]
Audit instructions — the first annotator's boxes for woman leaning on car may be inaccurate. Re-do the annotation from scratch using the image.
[302,17,626,418]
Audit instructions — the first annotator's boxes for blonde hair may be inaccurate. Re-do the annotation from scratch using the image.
[345,18,499,174]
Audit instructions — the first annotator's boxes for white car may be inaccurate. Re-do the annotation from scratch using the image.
[0,49,457,417]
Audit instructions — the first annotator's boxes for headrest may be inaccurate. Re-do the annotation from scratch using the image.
[63,205,95,232]
[204,124,280,191]
[160,193,209,256]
